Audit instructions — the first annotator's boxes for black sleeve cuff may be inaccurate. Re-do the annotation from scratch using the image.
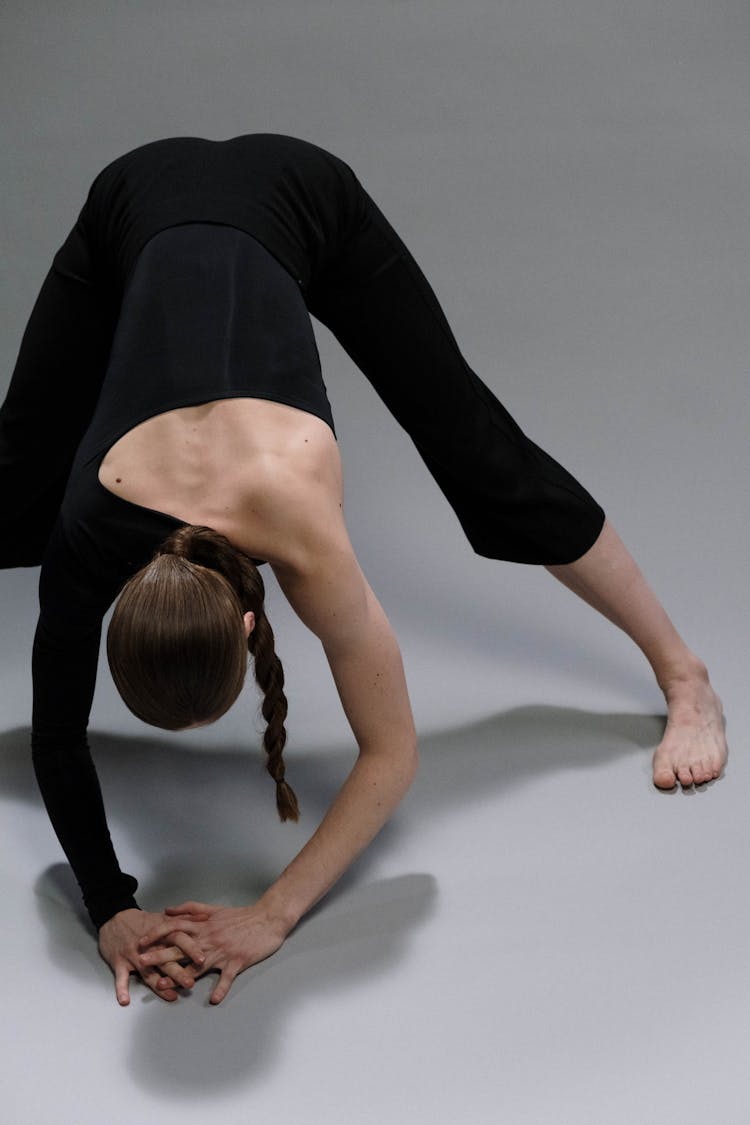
[85,873,141,931]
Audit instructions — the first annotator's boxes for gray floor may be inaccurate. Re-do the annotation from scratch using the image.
[1,3,748,1122]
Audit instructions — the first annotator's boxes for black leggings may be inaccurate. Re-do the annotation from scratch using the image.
[304,187,605,565]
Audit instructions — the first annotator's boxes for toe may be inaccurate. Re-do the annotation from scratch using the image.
[653,761,678,790]
[676,763,694,787]
[670,760,697,787]
[691,760,708,785]
[714,742,728,773]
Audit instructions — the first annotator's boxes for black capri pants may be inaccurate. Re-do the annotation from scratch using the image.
[305,187,605,565]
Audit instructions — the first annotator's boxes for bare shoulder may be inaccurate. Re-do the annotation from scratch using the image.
[227,415,345,570]
[225,423,371,645]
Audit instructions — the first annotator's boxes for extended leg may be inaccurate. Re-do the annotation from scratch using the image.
[306,189,606,566]
[0,223,118,567]
[305,183,726,787]
[546,518,727,787]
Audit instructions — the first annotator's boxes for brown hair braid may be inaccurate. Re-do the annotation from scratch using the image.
[106,524,299,821]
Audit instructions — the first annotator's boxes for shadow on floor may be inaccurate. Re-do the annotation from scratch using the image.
[2,703,666,914]
[0,701,665,818]
[35,862,439,1094]
[4,704,664,1095]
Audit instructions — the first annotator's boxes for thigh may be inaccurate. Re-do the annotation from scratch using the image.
[0,226,118,566]
[306,192,518,462]
[305,190,605,564]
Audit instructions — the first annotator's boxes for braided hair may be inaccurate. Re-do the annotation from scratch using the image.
[106,524,299,821]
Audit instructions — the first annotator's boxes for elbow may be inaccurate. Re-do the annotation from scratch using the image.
[403,739,420,791]
[358,735,419,792]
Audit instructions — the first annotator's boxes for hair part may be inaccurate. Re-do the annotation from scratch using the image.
[106,524,299,821]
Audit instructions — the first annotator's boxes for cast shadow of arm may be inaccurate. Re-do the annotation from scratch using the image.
[23,701,663,930]
[8,702,661,1095]
[34,860,438,1095]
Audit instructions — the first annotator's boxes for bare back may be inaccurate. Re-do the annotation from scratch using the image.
[97,397,345,568]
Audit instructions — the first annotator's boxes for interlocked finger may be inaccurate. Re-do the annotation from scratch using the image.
[154,960,196,992]
[160,931,206,969]
[139,940,203,969]
[139,940,205,976]
[139,963,179,1002]
[138,915,204,949]
[139,943,204,988]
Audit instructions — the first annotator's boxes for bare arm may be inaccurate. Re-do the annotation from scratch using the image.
[138,517,419,1002]
[258,540,419,928]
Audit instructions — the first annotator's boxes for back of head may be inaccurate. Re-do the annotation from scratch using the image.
[106,524,300,821]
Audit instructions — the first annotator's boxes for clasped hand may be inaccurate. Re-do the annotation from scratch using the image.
[99,902,288,1006]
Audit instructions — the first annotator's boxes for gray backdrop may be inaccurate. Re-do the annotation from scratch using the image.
[1,3,748,1123]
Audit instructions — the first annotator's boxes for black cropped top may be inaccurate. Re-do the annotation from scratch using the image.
[63,220,336,591]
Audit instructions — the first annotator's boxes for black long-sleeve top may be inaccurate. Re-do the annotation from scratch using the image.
[1,134,352,928]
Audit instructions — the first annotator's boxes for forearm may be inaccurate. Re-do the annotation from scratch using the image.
[261,556,419,932]
[32,735,140,927]
[258,739,418,931]
[32,611,138,929]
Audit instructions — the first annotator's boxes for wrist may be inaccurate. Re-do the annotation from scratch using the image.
[97,905,142,933]
[88,875,140,931]
[254,885,303,937]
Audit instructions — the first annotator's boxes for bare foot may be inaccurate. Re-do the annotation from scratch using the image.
[652,662,728,788]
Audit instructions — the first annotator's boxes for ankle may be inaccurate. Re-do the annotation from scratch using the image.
[657,652,709,696]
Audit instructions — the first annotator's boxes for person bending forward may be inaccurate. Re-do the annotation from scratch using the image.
[0,133,727,1005]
